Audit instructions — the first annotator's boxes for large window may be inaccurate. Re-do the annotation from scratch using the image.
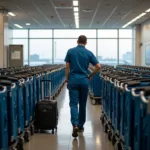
[13,30,28,38]
[54,39,96,64]
[98,39,118,65]
[119,39,132,65]
[12,39,28,65]
[29,30,52,38]
[119,29,132,38]
[30,39,52,66]
[12,29,133,66]
[98,30,118,38]
[54,30,96,38]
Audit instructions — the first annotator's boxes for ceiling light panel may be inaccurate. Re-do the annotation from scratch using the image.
[74,7,79,12]
[146,8,150,13]
[73,1,79,28]
[74,12,79,16]
[14,24,23,28]
[8,12,16,16]
[73,1,78,6]
[26,23,30,26]
[122,12,147,28]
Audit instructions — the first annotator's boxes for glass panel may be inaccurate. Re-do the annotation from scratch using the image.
[54,39,96,64]
[119,29,132,38]
[13,30,28,38]
[30,30,52,38]
[98,39,118,66]
[12,39,28,65]
[119,39,132,65]
[54,30,96,38]
[30,39,52,66]
[98,30,118,38]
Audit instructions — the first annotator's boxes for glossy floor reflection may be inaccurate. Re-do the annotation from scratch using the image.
[24,87,114,150]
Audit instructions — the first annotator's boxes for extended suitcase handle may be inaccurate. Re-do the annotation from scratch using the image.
[41,80,52,101]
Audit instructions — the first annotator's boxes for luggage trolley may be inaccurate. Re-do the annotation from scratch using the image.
[122,80,150,150]
[0,80,18,150]
[131,86,150,150]
[140,90,150,150]
[28,76,35,136]
[0,86,8,150]
[0,76,25,150]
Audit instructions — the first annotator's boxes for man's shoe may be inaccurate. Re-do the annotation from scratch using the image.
[78,127,84,132]
[72,125,78,138]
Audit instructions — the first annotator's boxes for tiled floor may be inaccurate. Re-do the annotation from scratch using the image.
[24,87,114,150]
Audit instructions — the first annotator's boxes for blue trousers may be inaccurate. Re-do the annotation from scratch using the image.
[68,84,89,128]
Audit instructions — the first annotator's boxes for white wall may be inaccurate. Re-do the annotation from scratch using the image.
[141,20,150,66]
[0,13,9,68]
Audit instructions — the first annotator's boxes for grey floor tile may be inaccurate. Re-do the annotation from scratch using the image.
[24,87,114,150]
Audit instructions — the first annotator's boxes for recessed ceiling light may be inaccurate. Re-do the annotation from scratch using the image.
[14,24,23,28]
[82,9,93,12]
[74,7,79,12]
[73,1,78,6]
[26,23,30,26]
[8,12,16,16]
[146,8,150,13]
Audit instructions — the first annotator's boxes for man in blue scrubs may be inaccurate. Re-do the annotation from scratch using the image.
[64,35,101,138]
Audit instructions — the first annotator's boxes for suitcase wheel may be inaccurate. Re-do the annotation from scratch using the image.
[52,129,54,134]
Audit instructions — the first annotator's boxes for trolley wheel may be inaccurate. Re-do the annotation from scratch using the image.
[100,114,104,121]
[17,137,24,150]
[104,123,108,133]
[52,129,54,134]
[30,125,34,136]
[108,130,112,141]
[115,141,122,150]
[111,134,116,145]
[24,131,30,142]
[100,114,105,125]
[91,99,96,105]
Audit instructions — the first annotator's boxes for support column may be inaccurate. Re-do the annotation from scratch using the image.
[0,12,8,68]
[134,24,142,66]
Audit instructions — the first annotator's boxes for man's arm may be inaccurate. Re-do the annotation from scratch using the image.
[66,62,70,81]
[89,63,101,79]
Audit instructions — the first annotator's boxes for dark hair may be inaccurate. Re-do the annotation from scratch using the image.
[78,35,87,44]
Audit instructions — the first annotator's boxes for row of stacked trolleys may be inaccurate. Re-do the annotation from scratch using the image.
[99,65,150,150]
[0,65,65,150]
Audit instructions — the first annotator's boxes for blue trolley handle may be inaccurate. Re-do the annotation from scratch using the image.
[140,91,150,114]
[41,80,52,101]
[0,86,7,93]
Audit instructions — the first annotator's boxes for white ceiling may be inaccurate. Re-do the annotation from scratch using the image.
[0,0,150,29]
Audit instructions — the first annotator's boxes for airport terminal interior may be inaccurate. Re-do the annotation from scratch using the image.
[0,0,150,150]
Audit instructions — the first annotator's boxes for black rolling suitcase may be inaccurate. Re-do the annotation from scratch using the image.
[35,80,58,134]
